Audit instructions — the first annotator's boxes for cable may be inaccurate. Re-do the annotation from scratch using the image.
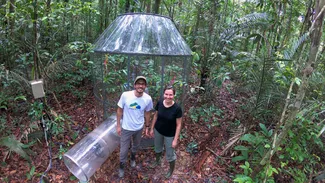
[39,114,52,183]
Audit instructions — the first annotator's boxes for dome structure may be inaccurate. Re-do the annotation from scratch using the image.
[92,13,192,119]
[93,13,192,57]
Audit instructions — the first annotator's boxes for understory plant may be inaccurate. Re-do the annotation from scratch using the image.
[232,102,325,182]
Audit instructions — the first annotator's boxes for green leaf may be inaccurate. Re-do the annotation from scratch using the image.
[14,95,26,101]
[232,156,247,162]
[259,123,267,133]
[70,175,77,180]
[0,105,7,110]
[234,145,249,151]
[240,134,256,143]
[268,129,273,137]
[294,77,301,86]
[192,52,200,61]
[28,166,35,179]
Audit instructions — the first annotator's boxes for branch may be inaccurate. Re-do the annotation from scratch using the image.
[309,4,325,32]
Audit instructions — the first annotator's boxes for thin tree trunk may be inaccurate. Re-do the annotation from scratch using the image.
[260,0,325,166]
[125,0,130,12]
[44,0,52,51]
[152,0,161,14]
[105,0,112,28]
[63,0,69,45]
[9,0,15,36]
[146,0,151,13]
[114,0,117,18]
[99,0,104,33]
[33,0,41,80]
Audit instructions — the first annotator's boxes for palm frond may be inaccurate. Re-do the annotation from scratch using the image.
[0,66,31,92]
[220,13,269,44]
[283,32,310,60]
[9,70,31,88]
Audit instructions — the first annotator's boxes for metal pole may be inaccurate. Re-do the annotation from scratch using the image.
[127,56,131,90]
[102,55,108,119]
[160,57,165,96]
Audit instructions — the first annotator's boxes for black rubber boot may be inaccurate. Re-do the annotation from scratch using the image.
[118,162,125,178]
[165,160,175,178]
[150,152,162,168]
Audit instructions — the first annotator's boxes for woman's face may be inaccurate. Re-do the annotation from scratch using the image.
[164,89,174,102]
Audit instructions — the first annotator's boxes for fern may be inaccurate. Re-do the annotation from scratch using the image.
[0,135,35,163]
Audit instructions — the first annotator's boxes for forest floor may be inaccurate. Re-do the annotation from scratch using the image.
[0,80,244,183]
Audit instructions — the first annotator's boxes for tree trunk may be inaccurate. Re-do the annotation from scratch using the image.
[33,0,41,80]
[99,0,104,33]
[125,0,131,12]
[260,0,325,166]
[146,0,151,13]
[63,0,69,45]
[152,0,161,14]
[9,0,15,36]
[105,0,112,28]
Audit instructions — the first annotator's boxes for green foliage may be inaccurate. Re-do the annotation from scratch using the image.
[186,141,198,155]
[234,175,254,183]
[285,167,308,182]
[233,102,325,181]
[0,114,6,135]
[234,162,253,183]
[58,144,68,160]
[0,136,35,163]
[50,43,94,100]
[102,54,127,93]
[26,165,36,180]
[234,161,278,183]
[188,104,223,128]
[28,101,44,121]
[282,32,310,60]
[232,123,272,162]
[210,66,231,88]
[0,65,29,113]
[276,106,325,181]
[47,114,66,136]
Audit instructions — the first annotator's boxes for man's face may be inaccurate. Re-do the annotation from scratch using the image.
[134,79,146,94]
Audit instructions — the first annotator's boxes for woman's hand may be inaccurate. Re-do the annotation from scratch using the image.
[172,139,178,148]
[150,129,154,138]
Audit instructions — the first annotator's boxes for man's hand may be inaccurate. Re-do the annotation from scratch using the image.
[117,126,121,136]
[145,127,149,137]
[172,139,178,148]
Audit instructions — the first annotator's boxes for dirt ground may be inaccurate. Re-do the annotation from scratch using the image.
[0,83,235,183]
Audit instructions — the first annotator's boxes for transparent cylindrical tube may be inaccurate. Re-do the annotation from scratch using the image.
[63,115,120,182]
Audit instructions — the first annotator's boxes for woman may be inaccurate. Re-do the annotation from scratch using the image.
[149,85,183,178]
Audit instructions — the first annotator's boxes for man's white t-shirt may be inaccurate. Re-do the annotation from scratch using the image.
[118,91,153,131]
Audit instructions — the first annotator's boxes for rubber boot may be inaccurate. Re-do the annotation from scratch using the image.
[165,160,175,178]
[150,152,162,168]
[118,162,125,178]
[130,152,136,168]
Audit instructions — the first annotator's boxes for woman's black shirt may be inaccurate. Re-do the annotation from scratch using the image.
[154,100,182,137]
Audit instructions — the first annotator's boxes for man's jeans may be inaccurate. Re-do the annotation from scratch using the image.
[120,128,143,163]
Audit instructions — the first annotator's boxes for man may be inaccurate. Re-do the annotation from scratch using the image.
[116,76,153,178]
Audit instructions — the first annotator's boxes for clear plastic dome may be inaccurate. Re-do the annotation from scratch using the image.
[93,13,192,56]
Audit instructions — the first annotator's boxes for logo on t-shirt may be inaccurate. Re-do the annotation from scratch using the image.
[130,102,141,109]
